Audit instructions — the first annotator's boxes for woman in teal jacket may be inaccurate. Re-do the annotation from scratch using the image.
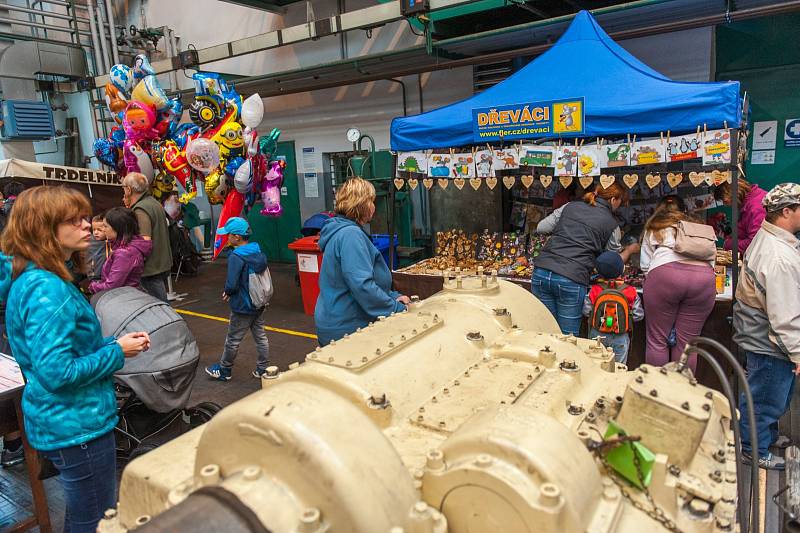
[315,178,410,345]
[0,186,150,533]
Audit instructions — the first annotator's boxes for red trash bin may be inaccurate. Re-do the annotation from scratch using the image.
[288,235,324,316]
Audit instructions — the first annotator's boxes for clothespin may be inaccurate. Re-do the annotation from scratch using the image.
[724,120,728,130]
[626,133,631,146]
[696,125,701,136]
[703,123,707,138]
[666,130,671,145]
[660,131,664,145]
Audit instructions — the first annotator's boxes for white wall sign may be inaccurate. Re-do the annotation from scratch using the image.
[784,119,800,148]
[297,253,319,273]
[303,173,319,198]
[752,120,778,150]
[301,146,320,172]
[751,150,776,165]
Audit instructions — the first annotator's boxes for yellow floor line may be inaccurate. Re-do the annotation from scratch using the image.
[174,308,318,340]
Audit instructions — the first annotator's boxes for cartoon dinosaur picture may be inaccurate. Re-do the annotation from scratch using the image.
[400,155,420,173]
[605,144,629,167]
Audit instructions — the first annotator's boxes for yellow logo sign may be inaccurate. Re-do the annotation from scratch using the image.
[552,101,583,134]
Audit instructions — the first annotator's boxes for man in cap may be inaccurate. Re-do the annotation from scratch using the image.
[734,183,800,470]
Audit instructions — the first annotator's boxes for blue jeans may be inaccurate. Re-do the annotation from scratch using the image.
[531,268,588,336]
[589,328,631,364]
[739,351,796,458]
[41,431,117,533]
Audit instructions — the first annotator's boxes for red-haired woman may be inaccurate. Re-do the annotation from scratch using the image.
[0,186,150,532]
[534,183,637,335]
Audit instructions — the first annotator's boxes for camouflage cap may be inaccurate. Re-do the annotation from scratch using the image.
[763,182,800,212]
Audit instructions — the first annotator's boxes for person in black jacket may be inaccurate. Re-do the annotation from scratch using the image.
[533,182,637,336]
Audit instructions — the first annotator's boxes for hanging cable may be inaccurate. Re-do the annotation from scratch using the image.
[405,18,425,37]
[683,337,759,533]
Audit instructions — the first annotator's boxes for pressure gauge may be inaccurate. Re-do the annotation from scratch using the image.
[346,128,361,143]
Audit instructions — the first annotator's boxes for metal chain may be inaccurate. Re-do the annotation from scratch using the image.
[590,438,684,533]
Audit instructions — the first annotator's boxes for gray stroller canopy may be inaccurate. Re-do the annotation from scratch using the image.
[92,287,200,413]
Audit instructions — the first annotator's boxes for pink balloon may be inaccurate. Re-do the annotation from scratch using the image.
[185,137,220,174]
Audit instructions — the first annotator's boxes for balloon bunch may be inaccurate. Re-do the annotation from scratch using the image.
[92,55,285,258]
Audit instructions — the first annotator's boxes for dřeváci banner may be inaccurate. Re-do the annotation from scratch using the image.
[472,98,585,142]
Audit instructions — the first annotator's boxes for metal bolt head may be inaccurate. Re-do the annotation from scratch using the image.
[705,391,713,399]
[475,454,493,467]
[668,464,681,477]
[438,420,446,428]
[328,356,334,362]
[635,376,644,383]
[567,404,584,415]
[640,366,649,374]
[660,367,667,375]
[681,402,690,410]
[345,360,352,367]
[649,389,658,397]
[703,403,712,412]
[362,356,368,363]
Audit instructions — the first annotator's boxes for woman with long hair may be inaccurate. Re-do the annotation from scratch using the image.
[314,177,410,346]
[88,206,152,293]
[640,197,716,371]
[718,177,767,255]
[533,182,636,335]
[0,186,150,532]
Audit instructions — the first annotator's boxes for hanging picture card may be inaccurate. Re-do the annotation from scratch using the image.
[703,129,732,165]
[577,146,601,177]
[601,142,631,167]
[428,154,454,178]
[396,151,429,176]
[451,153,475,179]
[474,150,495,178]
[492,148,520,171]
[630,139,666,166]
[666,133,703,162]
[554,146,579,177]
[518,145,555,167]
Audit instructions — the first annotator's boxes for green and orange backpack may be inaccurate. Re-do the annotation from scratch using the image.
[588,279,636,334]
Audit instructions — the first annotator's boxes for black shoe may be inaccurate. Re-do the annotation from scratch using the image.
[770,435,792,450]
[1,445,24,467]
[742,451,785,471]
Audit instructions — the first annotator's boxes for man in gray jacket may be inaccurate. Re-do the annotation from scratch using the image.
[734,183,800,470]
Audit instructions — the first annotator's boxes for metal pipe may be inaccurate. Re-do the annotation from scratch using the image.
[167,27,179,91]
[417,73,423,113]
[0,15,91,37]
[94,2,111,74]
[387,78,407,116]
[0,30,92,48]
[85,0,105,74]
[104,0,119,65]
[4,3,77,22]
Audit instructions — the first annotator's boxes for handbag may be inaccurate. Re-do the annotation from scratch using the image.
[673,220,716,261]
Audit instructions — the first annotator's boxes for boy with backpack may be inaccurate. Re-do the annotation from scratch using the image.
[205,217,273,381]
[583,251,644,364]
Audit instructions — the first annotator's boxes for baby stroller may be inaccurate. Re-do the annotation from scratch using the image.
[92,287,220,462]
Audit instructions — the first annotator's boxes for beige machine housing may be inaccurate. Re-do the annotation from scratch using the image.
[100,275,737,533]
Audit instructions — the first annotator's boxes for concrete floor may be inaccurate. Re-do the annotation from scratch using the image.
[0,258,318,531]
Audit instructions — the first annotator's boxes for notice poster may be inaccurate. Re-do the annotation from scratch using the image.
[518,145,554,167]
[752,121,778,150]
[703,129,732,165]
[577,146,601,177]
[666,133,703,162]
[630,140,666,166]
[396,151,429,176]
[474,149,495,177]
[471,97,585,142]
[492,148,520,170]
[784,119,800,148]
[601,143,631,168]
[428,154,454,178]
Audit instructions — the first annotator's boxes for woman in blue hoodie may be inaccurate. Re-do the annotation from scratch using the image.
[0,187,150,532]
[315,177,410,345]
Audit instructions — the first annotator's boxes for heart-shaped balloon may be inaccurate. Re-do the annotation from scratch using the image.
[503,176,516,189]
[599,174,615,189]
[645,173,662,189]
[559,176,573,188]
[423,178,434,189]
[486,177,498,190]
[521,175,534,188]
[393,178,405,190]
[540,175,553,188]
[579,176,594,189]
[454,178,466,190]
[438,178,449,189]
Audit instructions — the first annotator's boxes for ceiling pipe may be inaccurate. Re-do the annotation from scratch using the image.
[104,0,119,65]
[86,0,105,74]
[94,1,111,74]
[0,15,92,37]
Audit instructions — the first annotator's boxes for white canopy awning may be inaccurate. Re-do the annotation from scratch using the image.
[0,159,122,187]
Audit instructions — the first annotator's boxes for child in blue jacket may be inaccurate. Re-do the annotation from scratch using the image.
[206,217,271,381]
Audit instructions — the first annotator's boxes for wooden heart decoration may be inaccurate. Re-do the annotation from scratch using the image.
[712,169,727,186]
[579,176,594,189]
[453,178,466,190]
[438,178,449,190]
[666,172,683,188]
[393,178,405,190]
[559,176,573,188]
[486,177,498,190]
[469,177,482,191]
[622,174,638,188]
[502,176,516,189]
[408,178,419,190]
[521,175,534,188]
[422,178,434,190]
[599,174,615,189]
[688,171,705,187]
[725,170,733,184]
[539,175,553,188]
[645,173,661,189]
[704,172,714,186]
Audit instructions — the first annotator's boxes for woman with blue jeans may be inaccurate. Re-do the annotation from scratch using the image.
[0,186,150,532]
[532,183,636,335]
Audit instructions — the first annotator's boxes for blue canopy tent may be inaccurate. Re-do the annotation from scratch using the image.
[390,10,742,151]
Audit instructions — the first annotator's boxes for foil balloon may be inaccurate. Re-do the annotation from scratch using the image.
[109,63,133,93]
[185,137,220,174]
[204,167,225,204]
[104,83,128,116]
[164,98,183,124]
[260,160,284,217]
[109,125,126,145]
[169,123,200,149]
[161,140,192,189]
[93,138,118,167]
[212,120,244,159]
[233,159,252,194]
[224,156,245,179]
[258,128,281,158]
[214,190,246,259]
[132,54,155,81]
[123,101,159,143]
[123,140,154,181]
[240,93,264,129]
[131,75,169,111]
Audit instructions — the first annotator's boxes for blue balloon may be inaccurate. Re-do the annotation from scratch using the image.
[133,54,155,81]
[110,127,126,144]
[93,138,118,167]
[169,123,200,149]
[166,98,183,123]
[224,156,245,177]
